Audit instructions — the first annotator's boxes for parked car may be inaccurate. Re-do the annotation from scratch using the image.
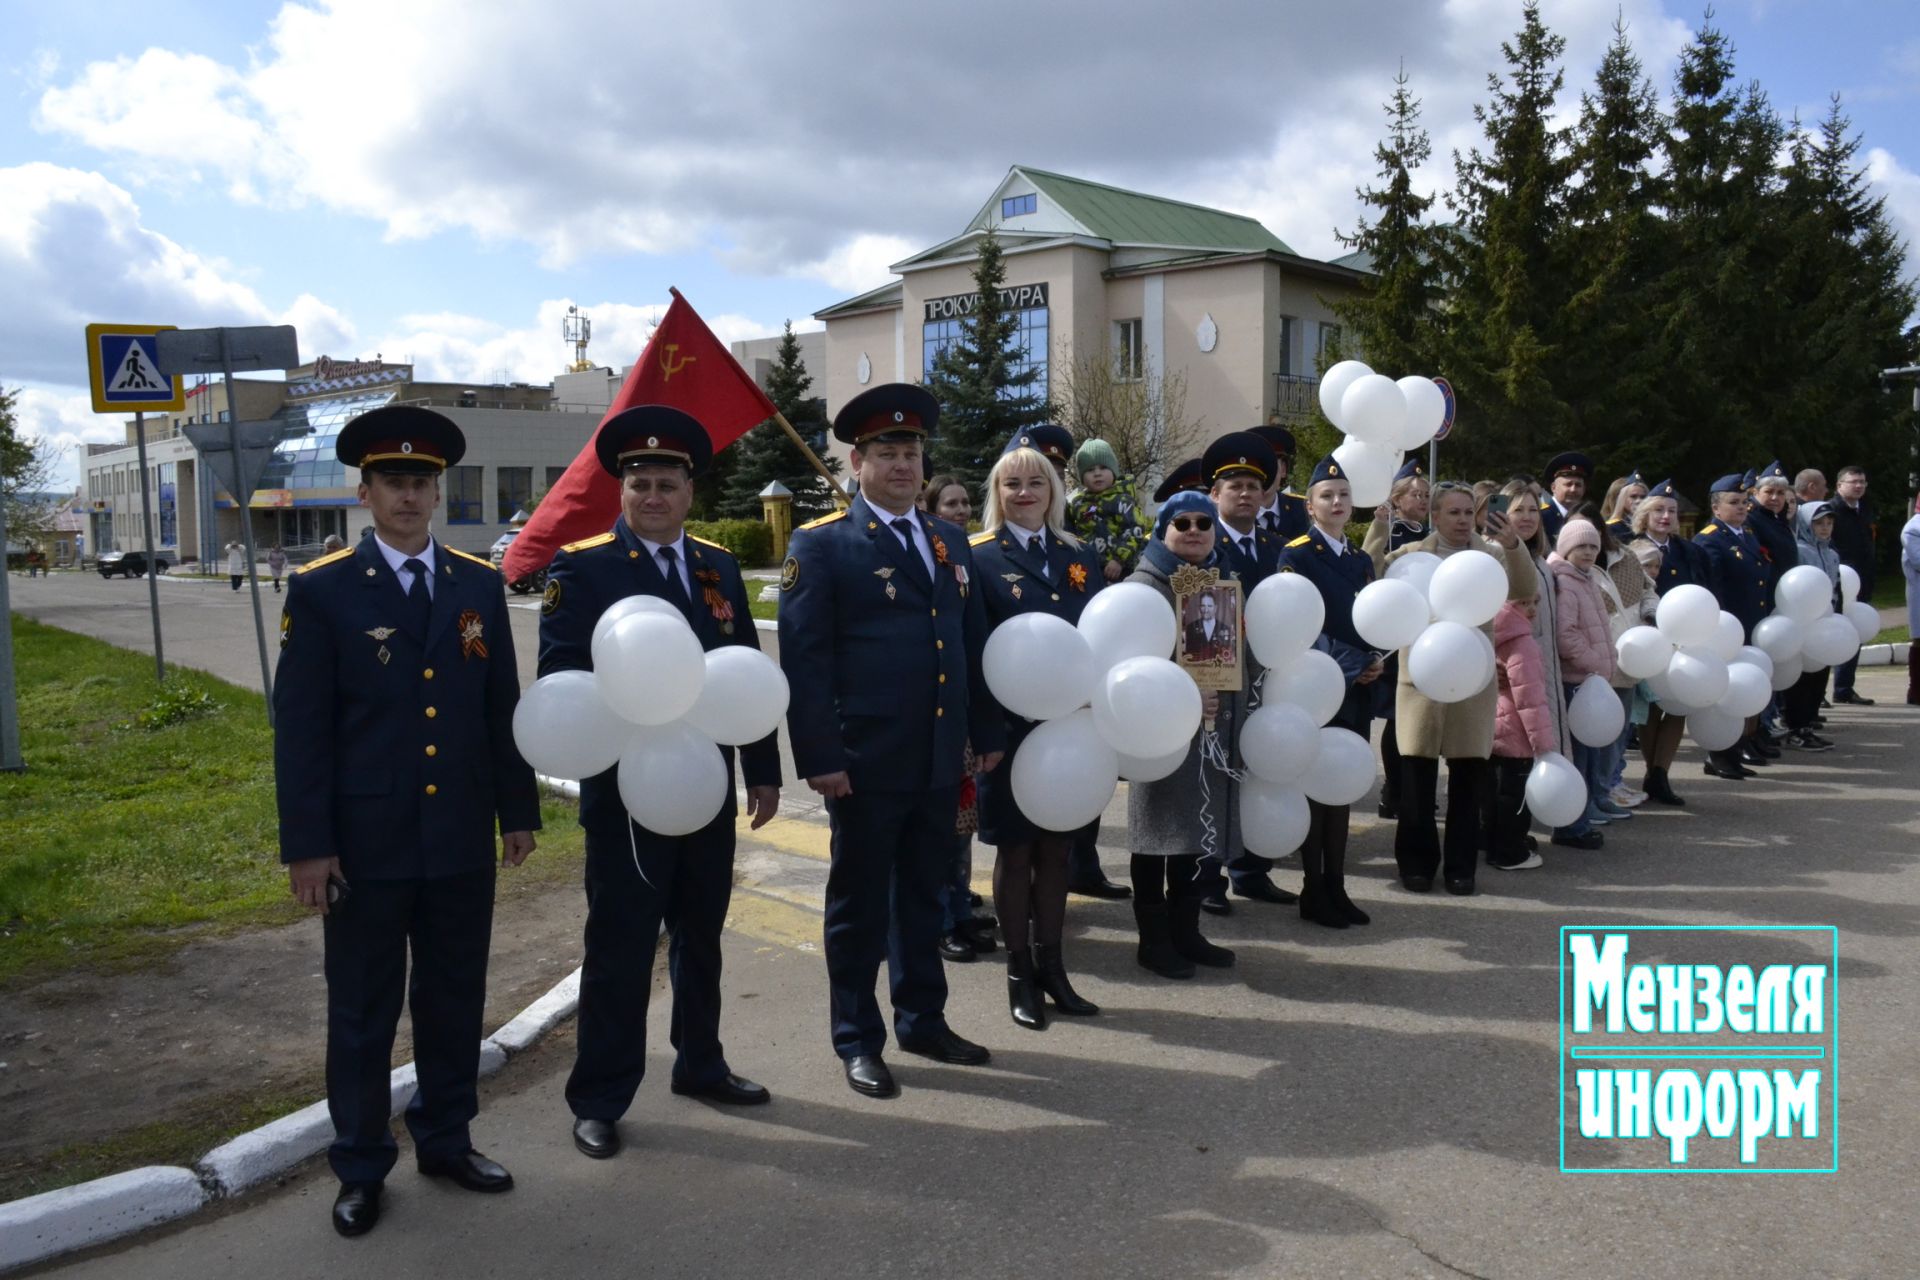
[489,529,545,595]
[97,550,169,579]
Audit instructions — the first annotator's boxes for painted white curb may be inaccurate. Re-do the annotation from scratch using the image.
[489,968,584,1054]
[196,1099,332,1198]
[0,1167,205,1272]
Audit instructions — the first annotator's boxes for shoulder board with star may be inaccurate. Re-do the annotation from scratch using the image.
[296,547,354,574]
[969,531,996,546]
[561,531,617,553]
[799,510,848,531]
[1285,534,1312,548]
[446,547,497,570]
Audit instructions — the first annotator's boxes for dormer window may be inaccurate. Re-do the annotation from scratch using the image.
[1000,193,1037,219]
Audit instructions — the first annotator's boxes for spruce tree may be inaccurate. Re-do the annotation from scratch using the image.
[718,321,843,520]
[1332,65,1446,381]
[924,229,1051,492]
[1436,0,1575,478]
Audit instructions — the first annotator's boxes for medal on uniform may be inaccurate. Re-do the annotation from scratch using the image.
[875,566,897,601]
[365,626,395,666]
[457,609,488,660]
[695,567,735,632]
[1067,562,1089,592]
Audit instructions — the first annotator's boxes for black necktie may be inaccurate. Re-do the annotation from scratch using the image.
[1263,511,1278,533]
[657,545,692,608]
[1032,534,1049,579]
[403,558,430,634]
[1240,535,1255,560]
[891,517,923,568]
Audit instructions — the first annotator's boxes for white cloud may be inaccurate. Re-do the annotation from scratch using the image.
[780,234,918,295]
[1866,147,1920,282]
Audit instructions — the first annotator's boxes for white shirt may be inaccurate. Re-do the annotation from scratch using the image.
[867,499,935,576]
[1314,526,1346,556]
[373,533,436,600]
[638,533,693,596]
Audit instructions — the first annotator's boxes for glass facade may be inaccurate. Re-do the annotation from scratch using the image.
[923,306,1049,400]
[446,466,485,524]
[255,390,398,498]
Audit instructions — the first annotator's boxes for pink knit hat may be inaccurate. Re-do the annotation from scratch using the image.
[1556,519,1602,555]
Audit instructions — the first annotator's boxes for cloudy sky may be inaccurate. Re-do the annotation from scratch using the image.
[4,0,1915,486]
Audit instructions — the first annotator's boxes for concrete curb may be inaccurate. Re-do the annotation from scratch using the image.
[0,966,583,1273]
[1858,641,1909,666]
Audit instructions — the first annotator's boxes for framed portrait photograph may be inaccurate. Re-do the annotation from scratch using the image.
[1169,565,1243,692]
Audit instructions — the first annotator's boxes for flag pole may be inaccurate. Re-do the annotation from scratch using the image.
[769,410,850,508]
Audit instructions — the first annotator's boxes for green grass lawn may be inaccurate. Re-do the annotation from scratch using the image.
[0,616,582,988]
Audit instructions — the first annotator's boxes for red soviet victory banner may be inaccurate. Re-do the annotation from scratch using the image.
[502,287,778,581]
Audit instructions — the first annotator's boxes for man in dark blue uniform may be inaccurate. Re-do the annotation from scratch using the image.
[1249,425,1310,539]
[1195,431,1296,910]
[779,384,1007,1099]
[1540,451,1592,543]
[1154,457,1207,504]
[274,406,540,1238]
[1005,422,1075,479]
[536,406,782,1160]
[1695,473,1776,780]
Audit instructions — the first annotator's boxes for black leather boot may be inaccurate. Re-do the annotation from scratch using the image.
[1006,949,1048,1030]
[1297,870,1348,929]
[1032,944,1099,1015]
[1131,900,1194,979]
[1643,766,1685,806]
[1168,896,1235,968]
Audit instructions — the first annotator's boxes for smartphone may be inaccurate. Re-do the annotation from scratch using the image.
[1487,493,1512,516]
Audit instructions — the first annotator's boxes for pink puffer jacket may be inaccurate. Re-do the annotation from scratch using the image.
[1493,602,1558,758]
[1548,555,1616,683]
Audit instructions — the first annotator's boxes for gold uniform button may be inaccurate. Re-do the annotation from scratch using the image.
[629,550,640,559]
[425,784,438,796]
[1050,593,1060,601]
[425,745,438,757]
[936,707,945,717]
[425,706,437,718]
[423,668,434,680]
[936,640,944,650]
[930,608,938,617]
[938,674,947,684]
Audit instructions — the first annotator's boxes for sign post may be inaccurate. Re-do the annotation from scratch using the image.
[157,326,300,722]
[1,489,23,771]
[85,324,185,684]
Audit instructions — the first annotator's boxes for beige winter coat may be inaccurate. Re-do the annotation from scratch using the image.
[1381,533,1539,760]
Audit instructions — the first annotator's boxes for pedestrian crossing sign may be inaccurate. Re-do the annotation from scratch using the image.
[85,323,185,413]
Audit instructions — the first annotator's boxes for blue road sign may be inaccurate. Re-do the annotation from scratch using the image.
[86,323,184,413]
[1432,376,1456,442]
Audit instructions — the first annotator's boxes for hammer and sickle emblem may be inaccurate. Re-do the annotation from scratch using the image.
[659,343,697,381]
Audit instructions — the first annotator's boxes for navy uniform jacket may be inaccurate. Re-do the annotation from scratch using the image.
[1540,496,1570,544]
[537,519,781,839]
[1637,534,1708,594]
[1260,491,1311,541]
[1747,506,1799,577]
[1605,519,1633,547]
[1694,521,1775,636]
[273,536,540,879]
[1277,527,1378,733]
[779,494,1005,793]
[1388,518,1428,552]
[1218,521,1284,592]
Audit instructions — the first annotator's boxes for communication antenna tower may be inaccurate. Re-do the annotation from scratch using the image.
[563,304,593,372]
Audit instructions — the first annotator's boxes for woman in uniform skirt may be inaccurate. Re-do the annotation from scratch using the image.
[971,447,1105,1029]
[1626,481,1701,804]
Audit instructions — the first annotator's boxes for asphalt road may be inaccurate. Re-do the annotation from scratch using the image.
[10,569,1920,1278]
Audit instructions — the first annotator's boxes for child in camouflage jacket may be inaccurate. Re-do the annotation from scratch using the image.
[1067,438,1152,582]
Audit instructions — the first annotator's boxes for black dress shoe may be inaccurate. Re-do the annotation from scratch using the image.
[1402,875,1434,893]
[897,1027,991,1065]
[1231,875,1299,905]
[572,1118,620,1159]
[1704,756,1753,780]
[671,1072,771,1105]
[961,914,999,953]
[332,1182,382,1237]
[939,930,977,962]
[1067,871,1132,900]
[1198,888,1232,916]
[969,891,984,908]
[843,1054,898,1098]
[417,1148,514,1193]
[1444,877,1476,896]
[1834,690,1875,706]
[1551,830,1604,851]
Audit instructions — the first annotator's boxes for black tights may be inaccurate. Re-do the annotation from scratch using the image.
[1300,801,1349,882]
[993,838,1071,953]
[1128,853,1200,905]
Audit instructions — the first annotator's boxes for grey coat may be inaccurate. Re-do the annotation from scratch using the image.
[1124,550,1247,859]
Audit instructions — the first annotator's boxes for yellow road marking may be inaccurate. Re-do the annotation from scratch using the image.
[725,885,822,952]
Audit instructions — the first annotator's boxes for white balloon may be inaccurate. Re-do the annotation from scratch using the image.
[1734,646,1774,681]
[1707,611,1746,663]
[1267,648,1347,727]
[617,721,729,836]
[1246,573,1327,668]
[683,646,790,746]
[1385,551,1443,605]
[1686,705,1745,752]
[1318,359,1374,427]
[1802,613,1861,667]
[1078,582,1178,673]
[1838,564,1861,609]
[1525,752,1588,828]
[1428,550,1508,628]
[1396,376,1447,451]
[594,611,707,725]
[1092,657,1203,758]
[1239,781,1311,859]
[1615,625,1675,680]
[1352,578,1431,652]
[1769,653,1805,691]
[1644,668,1700,715]
[1011,709,1121,831]
[1776,565,1836,624]
[1655,584,1720,647]
[591,593,685,657]
[1666,651,1730,707]
[1118,743,1191,783]
[1302,726,1375,805]
[1240,702,1323,784]
[1340,374,1410,448]
[1752,614,1804,663]
[1568,674,1626,747]
[512,670,631,780]
[1407,620,1495,703]
[1845,600,1881,646]
[984,612,1096,721]
[1331,436,1400,508]
[1720,662,1772,718]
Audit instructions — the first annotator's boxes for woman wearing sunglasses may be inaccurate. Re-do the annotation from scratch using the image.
[970,447,1107,1029]
[1375,479,1538,896]
[1123,490,1242,978]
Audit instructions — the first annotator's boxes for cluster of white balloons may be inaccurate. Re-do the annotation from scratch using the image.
[1318,360,1450,508]
[512,597,790,836]
[1351,548,1508,705]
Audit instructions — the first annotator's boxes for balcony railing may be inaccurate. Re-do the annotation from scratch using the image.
[1273,373,1319,420]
